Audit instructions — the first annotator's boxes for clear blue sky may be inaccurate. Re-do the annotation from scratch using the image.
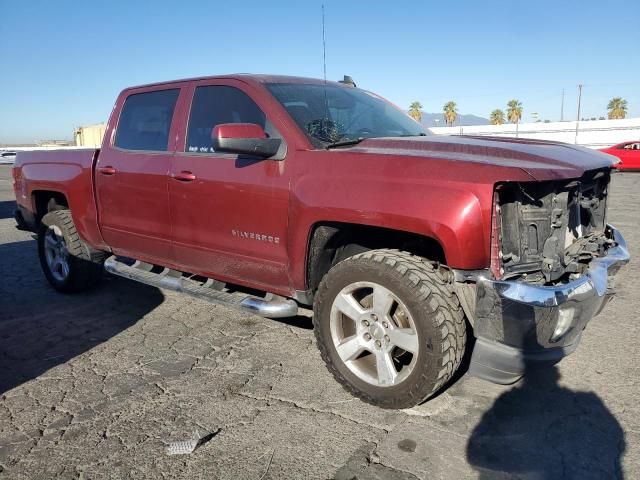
[2,0,639,143]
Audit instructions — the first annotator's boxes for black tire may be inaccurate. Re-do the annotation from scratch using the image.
[313,249,467,409]
[38,210,106,293]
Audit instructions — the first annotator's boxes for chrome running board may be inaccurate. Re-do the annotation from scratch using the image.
[104,256,298,319]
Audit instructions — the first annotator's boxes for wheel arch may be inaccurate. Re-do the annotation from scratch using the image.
[32,190,70,222]
[28,185,107,251]
[305,221,447,296]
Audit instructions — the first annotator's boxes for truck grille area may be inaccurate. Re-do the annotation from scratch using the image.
[496,169,611,283]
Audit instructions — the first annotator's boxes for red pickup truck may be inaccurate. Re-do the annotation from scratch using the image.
[12,75,629,408]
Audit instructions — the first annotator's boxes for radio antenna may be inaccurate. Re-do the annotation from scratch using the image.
[322,4,327,83]
[321,4,330,125]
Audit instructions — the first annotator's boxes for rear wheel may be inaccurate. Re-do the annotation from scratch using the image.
[38,210,106,293]
[313,249,466,409]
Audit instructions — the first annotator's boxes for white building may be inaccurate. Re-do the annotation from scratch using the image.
[74,123,106,148]
[429,118,640,149]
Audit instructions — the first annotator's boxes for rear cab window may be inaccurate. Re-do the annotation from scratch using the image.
[115,89,180,151]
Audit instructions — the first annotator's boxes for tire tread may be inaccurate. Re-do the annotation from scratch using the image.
[38,210,106,293]
[313,248,467,409]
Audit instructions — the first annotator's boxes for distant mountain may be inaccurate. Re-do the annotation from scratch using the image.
[409,111,490,128]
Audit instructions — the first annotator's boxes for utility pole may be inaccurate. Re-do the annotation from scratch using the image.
[560,88,565,121]
[575,84,583,144]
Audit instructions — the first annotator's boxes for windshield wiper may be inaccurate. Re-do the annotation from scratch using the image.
[326,137,365,149]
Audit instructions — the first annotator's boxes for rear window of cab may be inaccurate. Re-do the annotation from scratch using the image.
[114,89,180,151]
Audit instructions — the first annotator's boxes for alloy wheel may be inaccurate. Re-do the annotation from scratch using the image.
[44,225,70,282]
[329,281,420,387]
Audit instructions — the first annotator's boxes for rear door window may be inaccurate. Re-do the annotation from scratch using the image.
[185,86,267,153]
[115,89,180,151]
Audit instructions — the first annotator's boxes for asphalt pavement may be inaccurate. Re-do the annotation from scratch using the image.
[0,165,638,479]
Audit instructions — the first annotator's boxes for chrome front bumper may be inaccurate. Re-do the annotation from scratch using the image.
[469,225,630,384]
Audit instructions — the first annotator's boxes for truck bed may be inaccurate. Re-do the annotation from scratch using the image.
[15,147,98,171]
[13,148,105,248]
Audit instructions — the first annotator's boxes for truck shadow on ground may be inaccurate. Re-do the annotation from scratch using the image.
[0,200,16,220]
[0,239,165,395]
[269,314,313,330]
[466,362,626,479]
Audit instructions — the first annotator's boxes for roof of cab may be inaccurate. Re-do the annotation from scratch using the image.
[123,74,345,92]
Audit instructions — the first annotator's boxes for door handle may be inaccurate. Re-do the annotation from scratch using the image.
[172,171,196,182]
[98,166,117,175]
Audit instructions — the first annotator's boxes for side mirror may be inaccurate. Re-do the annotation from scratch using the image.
[211,123,281,158]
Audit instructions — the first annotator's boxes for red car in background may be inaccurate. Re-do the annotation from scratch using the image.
[600,141,640,171]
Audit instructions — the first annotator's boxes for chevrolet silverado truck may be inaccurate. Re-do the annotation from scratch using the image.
[12,75,629,409]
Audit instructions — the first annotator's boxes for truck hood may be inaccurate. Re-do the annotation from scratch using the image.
[349,135,615,180]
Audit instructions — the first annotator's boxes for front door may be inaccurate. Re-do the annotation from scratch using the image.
[96,86,182,262]
[168,81,291,293]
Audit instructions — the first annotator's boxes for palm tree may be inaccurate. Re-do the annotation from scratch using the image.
[506,100,523,137]
[506,100,523,124]
[607,97,628,119]
[490,109,505,125]
[443,101,458,126]
[409,101,423,122]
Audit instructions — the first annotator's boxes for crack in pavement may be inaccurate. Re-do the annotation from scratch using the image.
[233,391,391,433]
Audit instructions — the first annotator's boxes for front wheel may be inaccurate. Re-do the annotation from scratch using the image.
[38,210,106,293]
[313,249,467,409]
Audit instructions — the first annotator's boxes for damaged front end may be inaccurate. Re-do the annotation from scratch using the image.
[467,169,629,384]
[497,169,612,283]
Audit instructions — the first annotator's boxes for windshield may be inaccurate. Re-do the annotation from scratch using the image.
[266,83,427,147]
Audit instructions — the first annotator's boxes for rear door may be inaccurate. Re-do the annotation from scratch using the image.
[168,79,291,292]
[96,85,184,262]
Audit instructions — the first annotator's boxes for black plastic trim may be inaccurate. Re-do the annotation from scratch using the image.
[14,206,36,232]
[468,337,579,384]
